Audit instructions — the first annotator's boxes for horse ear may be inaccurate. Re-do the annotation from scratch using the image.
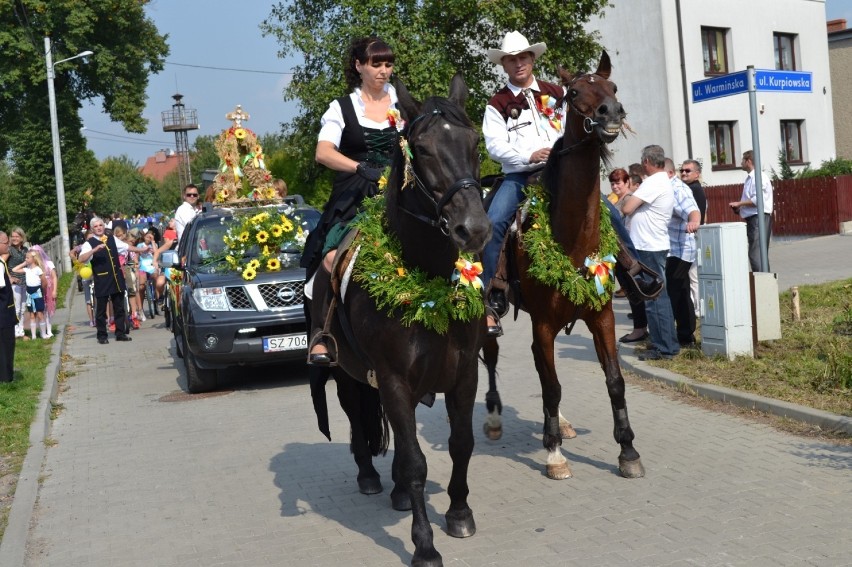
[448,73,468,107]
[595,51,612,80]
[557,66,576,86]
[394,78,421,122]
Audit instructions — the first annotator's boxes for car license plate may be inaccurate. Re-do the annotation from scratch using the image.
[263,334,307,353]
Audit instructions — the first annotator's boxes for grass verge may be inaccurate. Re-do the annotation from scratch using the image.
[647,278,852,418]
[0,271,73,538]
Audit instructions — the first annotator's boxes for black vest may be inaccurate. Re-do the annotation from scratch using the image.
[87,236,126,297]
[0,260,17,328]
[487,80,564,122]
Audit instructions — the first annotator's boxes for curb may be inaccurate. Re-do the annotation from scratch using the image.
[0,286,73,567]
[618,345,852,436]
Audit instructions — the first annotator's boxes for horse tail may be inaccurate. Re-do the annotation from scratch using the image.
[353,381,389,457]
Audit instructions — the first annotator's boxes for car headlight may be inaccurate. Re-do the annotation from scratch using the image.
[193,287,229,311]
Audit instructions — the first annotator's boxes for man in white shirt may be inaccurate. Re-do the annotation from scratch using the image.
[620,145,679,360]
[174,184,201,244]
[729,150,773,271]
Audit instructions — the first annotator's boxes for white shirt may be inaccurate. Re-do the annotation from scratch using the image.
[739,170,773,217]
[482,78,566,174]
[174,201,198,243]
[318,84,399,147]
[628,171,675,251]
[80,236,129,256]
[23,266,44,287]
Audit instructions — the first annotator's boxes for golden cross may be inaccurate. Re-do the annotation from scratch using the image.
[226,105,250,127]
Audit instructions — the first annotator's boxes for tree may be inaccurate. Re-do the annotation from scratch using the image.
[95,156,160,216]
[260,0,608,203]
[0,0,168,239]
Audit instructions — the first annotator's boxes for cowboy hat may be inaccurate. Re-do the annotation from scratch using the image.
[487,31,547,65]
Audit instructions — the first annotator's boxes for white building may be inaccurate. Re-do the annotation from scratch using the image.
[586,0,836,185]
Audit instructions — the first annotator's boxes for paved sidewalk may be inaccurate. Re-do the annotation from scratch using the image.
[1,232,850,567]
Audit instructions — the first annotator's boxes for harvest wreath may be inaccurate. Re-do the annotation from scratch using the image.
[349,194,485,334]
[521,184,619,311]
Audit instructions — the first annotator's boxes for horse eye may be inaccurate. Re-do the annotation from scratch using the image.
[612,84,618,94]
[570,89,579,99]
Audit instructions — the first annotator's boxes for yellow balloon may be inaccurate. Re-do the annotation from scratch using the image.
[79,265,93,280]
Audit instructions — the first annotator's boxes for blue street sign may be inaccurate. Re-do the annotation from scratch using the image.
[754,69,812,93]
[692,71,748,102]
[693,69,813,103]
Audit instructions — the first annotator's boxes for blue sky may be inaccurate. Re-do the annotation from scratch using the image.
[79,0,852,165]
[79,0,299,165]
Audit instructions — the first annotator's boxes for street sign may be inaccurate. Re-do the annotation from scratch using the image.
[692,71,748,102]
[692,69,812,102]
[754,69,812,93]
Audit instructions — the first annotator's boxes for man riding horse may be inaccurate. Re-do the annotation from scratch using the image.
[480,31,661,334]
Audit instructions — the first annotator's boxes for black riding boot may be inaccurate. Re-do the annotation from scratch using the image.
[307,266,338,366]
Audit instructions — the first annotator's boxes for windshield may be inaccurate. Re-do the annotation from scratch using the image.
[190,207,320,274]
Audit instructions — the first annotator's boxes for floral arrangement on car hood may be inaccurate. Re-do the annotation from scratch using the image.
[222,208,305,280]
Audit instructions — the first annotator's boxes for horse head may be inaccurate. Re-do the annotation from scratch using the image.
[559,51,625,145]
[391,75,492,256]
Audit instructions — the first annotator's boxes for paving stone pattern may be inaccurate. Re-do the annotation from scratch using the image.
[22,235,852,566]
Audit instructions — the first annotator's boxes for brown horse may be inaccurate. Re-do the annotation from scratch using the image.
[310,75,491,567]
[481,52,645,480]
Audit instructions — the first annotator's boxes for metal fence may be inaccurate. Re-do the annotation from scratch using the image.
[705,174,852,236]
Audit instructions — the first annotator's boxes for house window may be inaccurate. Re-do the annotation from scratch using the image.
[709,122,736,169]
[701,27,729,75]
[780,120,804,163]
[774,33,797,70]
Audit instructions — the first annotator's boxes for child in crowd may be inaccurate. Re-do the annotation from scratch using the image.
[30,245,58,334]
[13,251,50,339]
[137,230,158,311]
[114,226,143,328]
[70,230,96,327]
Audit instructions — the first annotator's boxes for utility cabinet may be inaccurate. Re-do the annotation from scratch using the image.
[696,223,753,359]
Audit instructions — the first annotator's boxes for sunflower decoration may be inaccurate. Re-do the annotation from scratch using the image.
[222,205,305,280]
[209,105,279,204]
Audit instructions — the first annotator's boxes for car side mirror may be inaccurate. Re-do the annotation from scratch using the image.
[160,250,179,268]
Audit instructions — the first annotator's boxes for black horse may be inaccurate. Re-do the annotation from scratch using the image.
[310,75,491,567]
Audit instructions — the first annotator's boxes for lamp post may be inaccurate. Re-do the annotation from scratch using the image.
[45,37,93,273]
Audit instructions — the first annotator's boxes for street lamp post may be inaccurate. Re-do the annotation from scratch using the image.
[45,36,92,273]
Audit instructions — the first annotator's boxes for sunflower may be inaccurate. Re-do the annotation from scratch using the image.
[270,224,284,238]
[263,187,277,199]
[252,212,270,223]
[239,231,250,242]
[225,255,238,268]
[248,259,261,270]
[242,266,257,280]
[281,218,294,232]
[234,128,247,139]
[256,230,270,243]
[266,258,281,271]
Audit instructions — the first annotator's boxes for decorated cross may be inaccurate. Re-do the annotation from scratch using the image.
[226,105,250,127]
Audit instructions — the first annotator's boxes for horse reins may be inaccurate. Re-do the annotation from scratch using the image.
[396,108,481,236]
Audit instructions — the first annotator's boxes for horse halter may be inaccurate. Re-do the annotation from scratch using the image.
[557,73,610,156]
[397,108,480,235]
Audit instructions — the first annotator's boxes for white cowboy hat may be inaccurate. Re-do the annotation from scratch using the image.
[487,31,547,65]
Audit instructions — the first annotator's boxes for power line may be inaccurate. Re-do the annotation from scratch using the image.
[165,61,294,75]
[83,128,173,144]
[84,134,173,147]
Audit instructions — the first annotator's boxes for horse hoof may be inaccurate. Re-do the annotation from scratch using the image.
[391,488,412,511]
[482,422,502,441]
[411,550,443,567]
[445,508,476,538]
[619,456,646,478]
[357,475,383,495]
[546,462,573,480]
[560,422,577,439]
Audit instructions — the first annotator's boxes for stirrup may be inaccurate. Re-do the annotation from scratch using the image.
[485,306,503,338]
[307,331,339,367]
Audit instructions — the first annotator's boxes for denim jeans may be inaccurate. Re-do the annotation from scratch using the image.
[635,249,680,357]
[482,173,527,289]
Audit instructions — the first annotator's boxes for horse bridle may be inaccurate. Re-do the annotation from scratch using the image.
[557,73,609,156]
[396,108,481,236]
